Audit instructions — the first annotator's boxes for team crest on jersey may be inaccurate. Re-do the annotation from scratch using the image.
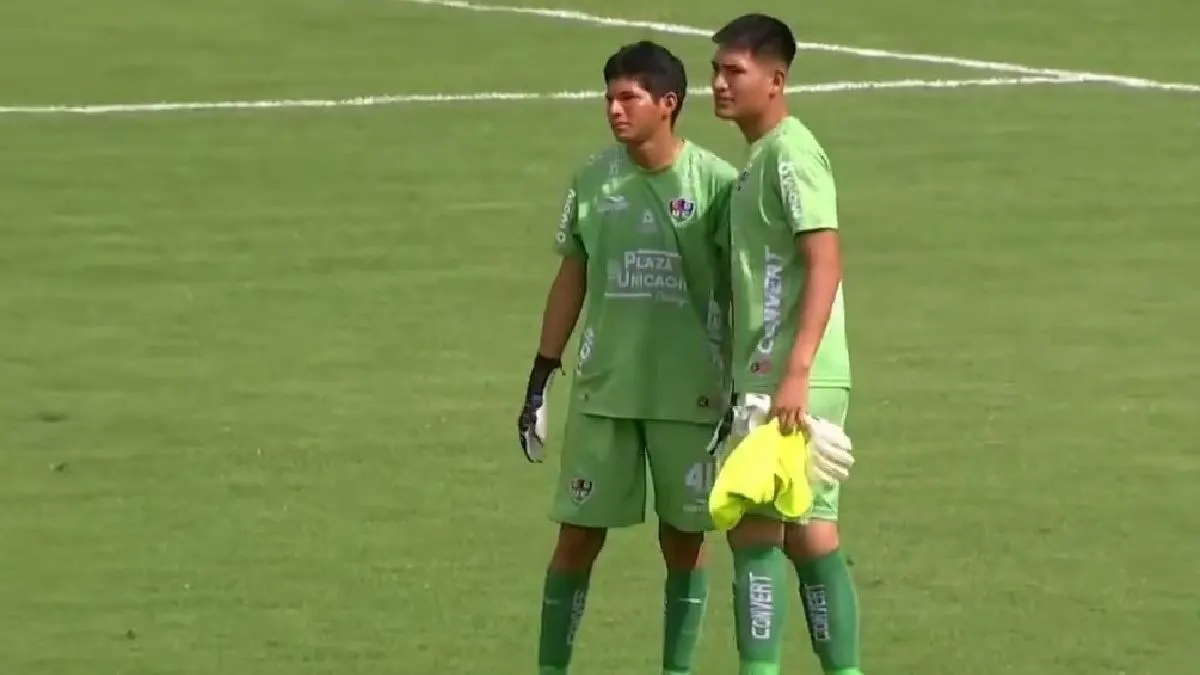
[668,197,695,221]
[569,478,593,504]
[737,170,750,191]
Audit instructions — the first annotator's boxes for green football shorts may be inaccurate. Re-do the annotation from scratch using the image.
[550,408,718,533]
[734,387,851,523]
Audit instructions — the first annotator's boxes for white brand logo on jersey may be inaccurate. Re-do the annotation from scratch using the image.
[576,327,595,374]
[598,194,628,213]
[754,247,785,361]
[778,161,803,224]
[705,294,727,381]
[604,249,687,305]
[638,209,657,234]
[555,188,576,245]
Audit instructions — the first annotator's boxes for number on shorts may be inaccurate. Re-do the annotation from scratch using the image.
[684,461,717,494]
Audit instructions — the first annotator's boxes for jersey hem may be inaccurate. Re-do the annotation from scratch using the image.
[732,378,852,395]
[569,405,721,425]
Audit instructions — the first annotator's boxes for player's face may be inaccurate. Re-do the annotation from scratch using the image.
[710,47,783,121]
[605,77,675,143]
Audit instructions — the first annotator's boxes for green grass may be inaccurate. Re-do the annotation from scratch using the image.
[1,1,1198,674]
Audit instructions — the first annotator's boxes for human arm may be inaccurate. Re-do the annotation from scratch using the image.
[518,184,588,461]
[786,230,842,377]
[534,254,586,363]
[710,177,735,327]
[771,149,842,434]
[536,182,588,362]
[706,177,737,454]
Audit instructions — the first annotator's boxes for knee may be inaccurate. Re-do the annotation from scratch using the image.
[726,515,784,550]
[784,520,840,560]
[550,524,607,572]
[658,523,705,570]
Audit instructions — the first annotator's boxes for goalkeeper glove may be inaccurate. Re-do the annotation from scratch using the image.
[705,392,738,457]
[517,353,561,462]
[803,414,855,484]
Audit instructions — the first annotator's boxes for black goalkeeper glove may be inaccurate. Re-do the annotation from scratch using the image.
[517,353,562,462]
[706,391,738,456]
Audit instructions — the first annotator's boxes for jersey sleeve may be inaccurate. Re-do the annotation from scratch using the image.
[708,162,737,322]
[773,144,838,233]
[553,181,585,258]
[709,166,736,261]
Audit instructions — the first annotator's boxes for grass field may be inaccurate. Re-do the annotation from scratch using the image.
[2,1,1198,673]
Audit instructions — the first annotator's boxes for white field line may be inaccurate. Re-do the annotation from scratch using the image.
[406,0,1200,94]
[0,77,1076,116]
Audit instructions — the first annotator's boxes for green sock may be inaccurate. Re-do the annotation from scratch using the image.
[537,568,592,675]
[731,545,788,675]
[662,568,708,675]
[795,549,861,674]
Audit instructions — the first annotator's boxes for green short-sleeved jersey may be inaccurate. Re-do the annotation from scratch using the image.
[555,142,738,423]
[727,117,851,394]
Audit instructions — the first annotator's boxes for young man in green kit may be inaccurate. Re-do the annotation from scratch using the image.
[516,41,738,675]
[709,13,864,675]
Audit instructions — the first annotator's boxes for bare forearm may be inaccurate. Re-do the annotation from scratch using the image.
[787,233,842,374]
[537,258,586,359]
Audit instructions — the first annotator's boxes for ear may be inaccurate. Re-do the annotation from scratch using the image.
[660,91,679,119]
[771,67,787,96]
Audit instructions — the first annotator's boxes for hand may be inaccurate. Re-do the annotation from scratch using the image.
[770,371,809,436]
[517,354,561,462]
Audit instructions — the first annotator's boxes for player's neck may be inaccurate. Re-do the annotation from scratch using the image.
[737,105,789,144]
[624,134,683,173]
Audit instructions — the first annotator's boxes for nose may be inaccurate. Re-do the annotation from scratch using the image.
[711,73,728,92]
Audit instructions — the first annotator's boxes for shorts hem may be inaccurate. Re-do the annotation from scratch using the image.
[743,508,839,523]
[565,408,723,426]
[796,513,839,524]
[549,513,645,529]
[656,515,715,534]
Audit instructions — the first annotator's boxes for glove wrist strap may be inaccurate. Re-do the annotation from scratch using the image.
[527,353,562,395]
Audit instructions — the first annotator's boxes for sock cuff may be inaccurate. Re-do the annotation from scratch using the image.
[664,568,708,592]
[730,543,784,563]
[796,547,847,575]
[738,662,782,675]
[543,568,592,594]
[545,567,591,580]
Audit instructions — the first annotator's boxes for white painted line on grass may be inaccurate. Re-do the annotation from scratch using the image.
[0,77,1077,116]
[793,75,1080,92]
[406,0,1200,94]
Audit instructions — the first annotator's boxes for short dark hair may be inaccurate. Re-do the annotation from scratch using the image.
[712,14,797,66]
[602,40,688,124]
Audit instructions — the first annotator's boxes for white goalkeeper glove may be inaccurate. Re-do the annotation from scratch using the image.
[803,414,855,484]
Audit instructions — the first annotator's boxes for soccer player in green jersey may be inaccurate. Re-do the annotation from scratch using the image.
[516,41,738,675]
[708,14,864,675]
